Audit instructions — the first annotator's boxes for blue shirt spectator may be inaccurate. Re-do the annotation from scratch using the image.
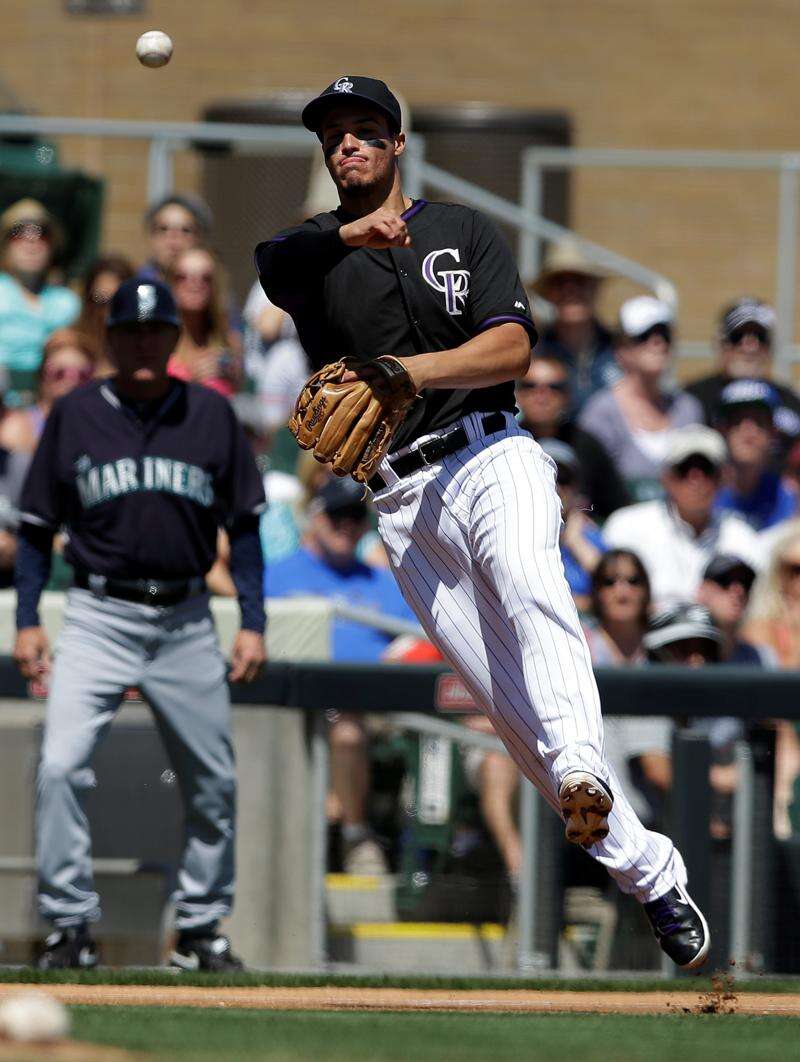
[265,476,414,661]
[715,471,797,531]
[0,200,79,405]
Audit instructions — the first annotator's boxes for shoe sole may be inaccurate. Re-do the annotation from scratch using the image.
[675,886,711,970]
[559,773,613,849]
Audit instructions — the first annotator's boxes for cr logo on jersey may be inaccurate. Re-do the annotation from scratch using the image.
[333,76,354,93]
[422,248,470,316]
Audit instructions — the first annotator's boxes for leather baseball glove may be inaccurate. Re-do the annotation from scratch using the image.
[289,356,418,483]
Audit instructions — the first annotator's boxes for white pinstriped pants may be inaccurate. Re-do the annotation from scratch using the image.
[371,412,686,903]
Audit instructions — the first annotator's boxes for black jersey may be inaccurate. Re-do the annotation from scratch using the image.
[256,200,537,451]
[19,379,265,580]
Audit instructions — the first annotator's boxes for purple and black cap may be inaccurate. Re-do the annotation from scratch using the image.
[107,278,180,330]
[301,76,402,139]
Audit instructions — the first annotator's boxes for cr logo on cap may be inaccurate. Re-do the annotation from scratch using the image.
[333,76,354,93]
[136,284,157,321]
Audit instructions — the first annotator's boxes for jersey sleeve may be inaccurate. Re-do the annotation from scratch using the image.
[466,211,538,346]
[19,403,65,530]
[254,216,354,311]
[218,406,267,524]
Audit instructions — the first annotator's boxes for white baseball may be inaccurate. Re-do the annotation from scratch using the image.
[136,30,174,68]
[0,991,70,1042]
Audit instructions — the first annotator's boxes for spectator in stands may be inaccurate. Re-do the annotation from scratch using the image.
[713,379,797,532]
[0,328,96,456]
[538,438,605,611]
[579,296,704,503]
[515,355,630,520]
[266,477,416,874]
[530,239,617,410]
[242,279,310,432]
[744,520,800,837]
[686,297,800,455]
[603,425,762,607]
[137,194,212,284]
[76,255,134,376]
[584,551,671,830]
[166,248,242,398]
[0,199,79,407]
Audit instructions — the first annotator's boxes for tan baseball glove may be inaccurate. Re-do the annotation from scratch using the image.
[289,356,418,483]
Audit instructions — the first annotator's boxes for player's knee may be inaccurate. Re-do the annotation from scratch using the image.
[38,758,95,790]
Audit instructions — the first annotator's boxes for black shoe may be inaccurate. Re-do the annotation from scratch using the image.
[644,885,710,969]
[36,925,98,970]
[170,933,244,972]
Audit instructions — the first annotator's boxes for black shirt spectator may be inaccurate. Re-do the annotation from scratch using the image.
[686,297,800,455]
[516,354,630,521]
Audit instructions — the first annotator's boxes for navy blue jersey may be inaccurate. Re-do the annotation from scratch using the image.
[19,379,265,580]
[256,200,537,451]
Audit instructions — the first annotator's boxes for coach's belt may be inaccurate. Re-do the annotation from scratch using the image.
[368,411,506,492]
[75,570,206,607]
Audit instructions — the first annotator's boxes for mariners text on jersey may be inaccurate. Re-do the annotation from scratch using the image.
[19,380,265,580]
[256,200,538,451]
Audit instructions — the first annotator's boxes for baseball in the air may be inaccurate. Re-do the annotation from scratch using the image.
[136,30,174,68]
[0,991,70,1042]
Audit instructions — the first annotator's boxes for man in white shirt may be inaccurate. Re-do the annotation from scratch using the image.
[603,425,763,607]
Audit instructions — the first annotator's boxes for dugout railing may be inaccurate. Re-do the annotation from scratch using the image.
[0,656,795,977]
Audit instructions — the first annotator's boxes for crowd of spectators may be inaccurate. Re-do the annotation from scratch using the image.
[2,188,800,883]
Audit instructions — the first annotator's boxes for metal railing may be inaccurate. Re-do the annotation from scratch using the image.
[522,146,800,380]
[0,113,674,319]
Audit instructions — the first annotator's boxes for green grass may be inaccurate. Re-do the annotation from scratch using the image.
[1,966,799,993]
[69,1007,800,1061]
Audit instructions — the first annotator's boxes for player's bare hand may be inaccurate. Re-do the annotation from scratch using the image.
[229,629,266,684]
[13,626,51,680]
[339,208,411,249]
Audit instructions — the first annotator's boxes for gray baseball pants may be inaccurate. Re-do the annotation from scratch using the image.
[37,587,235,931]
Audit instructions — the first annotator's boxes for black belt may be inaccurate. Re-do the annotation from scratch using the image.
[74,570,205,607]
[368,412,506,492]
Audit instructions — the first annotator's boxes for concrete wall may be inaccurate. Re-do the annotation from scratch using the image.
[2,2,798,349]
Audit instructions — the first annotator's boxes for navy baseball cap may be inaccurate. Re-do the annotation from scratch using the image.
[311,476,368,518]
[301,76,402,138]
[643,603,722,655]
[107,279,180,330]
[717,378,778,419]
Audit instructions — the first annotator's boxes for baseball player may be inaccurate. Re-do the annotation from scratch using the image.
[256,75,710,968]
[13,278,266,971]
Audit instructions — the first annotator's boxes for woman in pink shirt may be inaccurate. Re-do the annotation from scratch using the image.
[166,248,241,398]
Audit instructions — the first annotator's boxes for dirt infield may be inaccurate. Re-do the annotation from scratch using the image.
[1,982,799,1017]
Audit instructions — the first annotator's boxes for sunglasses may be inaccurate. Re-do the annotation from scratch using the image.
[727,325,770,346]
[327,505,368,524]
[152,223,197,236]
[631,324,672,344]
[599,573,644,588]
[780,560,800,578]
[711,570,755,592]
[517,380,568,393]
[174,271,213,284]
[9,222,51,242]
[43,364,92,384]
[672,456,719,479]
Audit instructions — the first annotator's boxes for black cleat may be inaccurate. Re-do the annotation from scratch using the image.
[558,772,613,848]
[36,925,98,970]
[169,932,244,973]
[644,885,710,969]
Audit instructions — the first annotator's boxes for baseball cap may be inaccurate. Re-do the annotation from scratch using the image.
[302,76,402,138]
[106,278,181,330]
[643,602,722,654]
[664,425,727,470]
[702,553,756,589]
[719,297,775,342]
[619,296,673,340]
[716,378,778,418]
[310,476,368,519]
